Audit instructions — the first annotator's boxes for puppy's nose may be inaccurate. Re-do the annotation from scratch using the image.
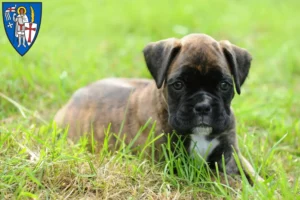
[193,102,212,115]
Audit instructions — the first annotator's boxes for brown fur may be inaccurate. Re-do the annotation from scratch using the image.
[54,78,169,156]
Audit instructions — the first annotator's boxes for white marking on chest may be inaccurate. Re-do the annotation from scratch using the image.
[189,127,220,160]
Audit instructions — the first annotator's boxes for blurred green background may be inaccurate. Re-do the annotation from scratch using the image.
[0,0,299,196]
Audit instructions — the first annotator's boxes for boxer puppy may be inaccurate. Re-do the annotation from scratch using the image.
[54,33,263,183]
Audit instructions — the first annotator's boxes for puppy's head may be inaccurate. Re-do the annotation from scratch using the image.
[143,34,252,135]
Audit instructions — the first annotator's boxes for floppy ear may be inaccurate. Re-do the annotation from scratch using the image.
[220,40,252,95]
[143,38,181,88]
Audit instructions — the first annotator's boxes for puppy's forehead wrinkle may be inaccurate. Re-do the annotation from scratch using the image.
[177,45,226,74]
[169,66,229,83]
[169,34,232,77]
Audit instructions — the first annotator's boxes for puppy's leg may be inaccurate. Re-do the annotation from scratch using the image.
[239,154,264,183]
[222,153,264,185]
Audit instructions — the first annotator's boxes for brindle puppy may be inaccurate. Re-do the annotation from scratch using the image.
[54,34,263,183]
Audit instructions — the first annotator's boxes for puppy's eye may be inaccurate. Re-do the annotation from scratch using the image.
[172,81,184,90]
[219,81,230,91]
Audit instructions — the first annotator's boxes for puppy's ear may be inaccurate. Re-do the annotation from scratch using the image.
[143,38,181,88]
[220,40,252,95]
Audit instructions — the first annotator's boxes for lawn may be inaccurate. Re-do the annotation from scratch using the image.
[0,0,299,199]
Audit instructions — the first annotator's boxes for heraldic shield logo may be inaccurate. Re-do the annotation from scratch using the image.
[2,2,42,56]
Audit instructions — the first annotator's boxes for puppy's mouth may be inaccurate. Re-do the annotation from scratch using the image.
[196,123,211,127]
[171,115,214,134]
[193,125,213,135]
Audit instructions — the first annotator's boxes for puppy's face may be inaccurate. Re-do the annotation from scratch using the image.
[143,34,252,135]
[167,70,234,135]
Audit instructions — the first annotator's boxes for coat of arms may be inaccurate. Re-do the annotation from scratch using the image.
[2,2,42,56]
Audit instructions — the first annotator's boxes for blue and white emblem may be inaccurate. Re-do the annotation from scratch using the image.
[2,2,42,56]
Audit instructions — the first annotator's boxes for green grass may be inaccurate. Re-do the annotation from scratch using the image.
[1,0,300,199]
